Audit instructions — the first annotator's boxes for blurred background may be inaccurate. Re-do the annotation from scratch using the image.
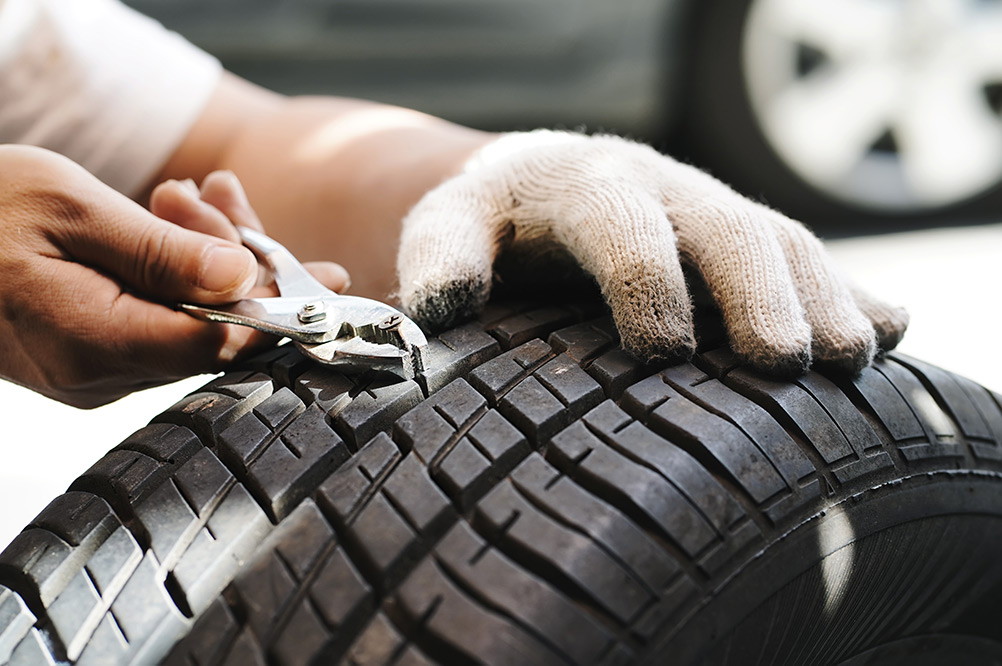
[3,0,1002,548]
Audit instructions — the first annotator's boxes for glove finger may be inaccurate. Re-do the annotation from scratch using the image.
[398,174,505,331]
[672,199,813,377]
[849,284,909,351]
[551,186,694,363]
[764,209,878,373]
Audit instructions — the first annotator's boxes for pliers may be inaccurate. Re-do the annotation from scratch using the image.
[180,227,428,381]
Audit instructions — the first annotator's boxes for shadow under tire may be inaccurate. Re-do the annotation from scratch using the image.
[1,299,1001,665]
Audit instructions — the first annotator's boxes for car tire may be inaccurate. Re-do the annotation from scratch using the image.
[0,299,1001,665]
[682,0,1002,231]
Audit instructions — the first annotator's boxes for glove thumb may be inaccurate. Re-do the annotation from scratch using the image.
[398,173,505,330]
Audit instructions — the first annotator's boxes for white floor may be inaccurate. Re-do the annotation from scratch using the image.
[1,223,1000,551]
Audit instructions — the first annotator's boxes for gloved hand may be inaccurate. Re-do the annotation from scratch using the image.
[398,131,908,376]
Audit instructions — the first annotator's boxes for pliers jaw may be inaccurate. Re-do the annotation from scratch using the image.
[180,228,428,382]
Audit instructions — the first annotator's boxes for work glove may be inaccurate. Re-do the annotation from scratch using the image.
[397,131,908,376]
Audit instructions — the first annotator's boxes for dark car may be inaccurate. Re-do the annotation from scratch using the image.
[127,0,1002,225]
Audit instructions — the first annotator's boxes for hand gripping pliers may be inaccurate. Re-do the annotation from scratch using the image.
[180,227,428,381]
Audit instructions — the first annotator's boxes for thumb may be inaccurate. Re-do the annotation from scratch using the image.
[398,174,506,330]
[57,197,258,305]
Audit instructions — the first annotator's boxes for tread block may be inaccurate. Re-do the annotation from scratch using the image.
[379,456,452,538]
[486,306,578,349]
[3,495,126,614]
[0,529,72,607]
[8,628,57,666]
[171,484,273,616]
[318,433,402,527]
[252,386,306,432]
[217,413,274,471]
[424,379,486,430]
[84,526,143,611]
[334,379,423,452]
[510,453,681,593]
[534,353,605,415]
[395,558,563,666]
[201,372,274,401]
[622,371,785,499]
[548,319,617,362]
[244,344,313,389]
[270,595,330,666]
[476,481,653,624]
[435,521,617,663]
[293,369,353,417]
[467,409,530,464]
[659,366,817,494]
[794,373,888,455]
[345,492,419,588]
[173,448,234,520]
[548,420,718,559]
[647,395,788,504]
[587,349,649,400]
[47,567,102,660]
[839,365,926,442]
[238,501,333,593]
[875,361,960,441]
[247,405,351,521]
[71,449,166,511]
[161,597,239,666]
[583,401,748,538]
[498,376,566,445]
[723,369,856,465]
[102,551,189,663]
[893,354,1002,444]
[393,405,455,462]
[135,448,233,569]
[115,424,202,468]
[28,492,117,550]
[158,376,272,446]
[340,613,405,666]
[467,339,552,405]
[435,412,529,510]
[309,548,374,637]
[219,628,267,666]
[419,323,501,394]
[394,379,487,464]
[0,586,35,664]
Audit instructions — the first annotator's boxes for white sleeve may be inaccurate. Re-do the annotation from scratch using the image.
[0,0,222,196]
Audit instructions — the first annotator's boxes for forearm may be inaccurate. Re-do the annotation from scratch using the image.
[155,73,495,299]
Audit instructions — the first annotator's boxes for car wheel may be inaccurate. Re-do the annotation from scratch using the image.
[685,0,1002,226]
[0,300,1001,664]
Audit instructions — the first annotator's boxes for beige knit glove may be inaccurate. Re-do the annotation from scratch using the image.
[398,131,908,376]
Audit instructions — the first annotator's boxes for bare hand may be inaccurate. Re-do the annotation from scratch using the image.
[0,146,347,407]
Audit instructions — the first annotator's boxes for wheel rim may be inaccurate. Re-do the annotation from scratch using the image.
[742,0,1002,212]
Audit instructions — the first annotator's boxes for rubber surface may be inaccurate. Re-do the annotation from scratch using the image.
[1,300,1001,665]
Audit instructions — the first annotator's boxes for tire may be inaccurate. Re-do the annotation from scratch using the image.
[1,299,1001,665]
[682,0,1002,230]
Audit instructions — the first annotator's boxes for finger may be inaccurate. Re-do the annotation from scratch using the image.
[57,194,258,305]
[198,170,266,232]
[22,261,274,407]
[303,261,351,294]
[550,186,695,363]
[149,178,243,243]
[671,197,813,376]
[397,174,503,330]
[765,209,878,373]
[849,284,909,351]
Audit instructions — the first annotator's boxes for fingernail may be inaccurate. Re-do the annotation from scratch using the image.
[199,244,255,294]
[181,178,201,198]
[333,264,351,293]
